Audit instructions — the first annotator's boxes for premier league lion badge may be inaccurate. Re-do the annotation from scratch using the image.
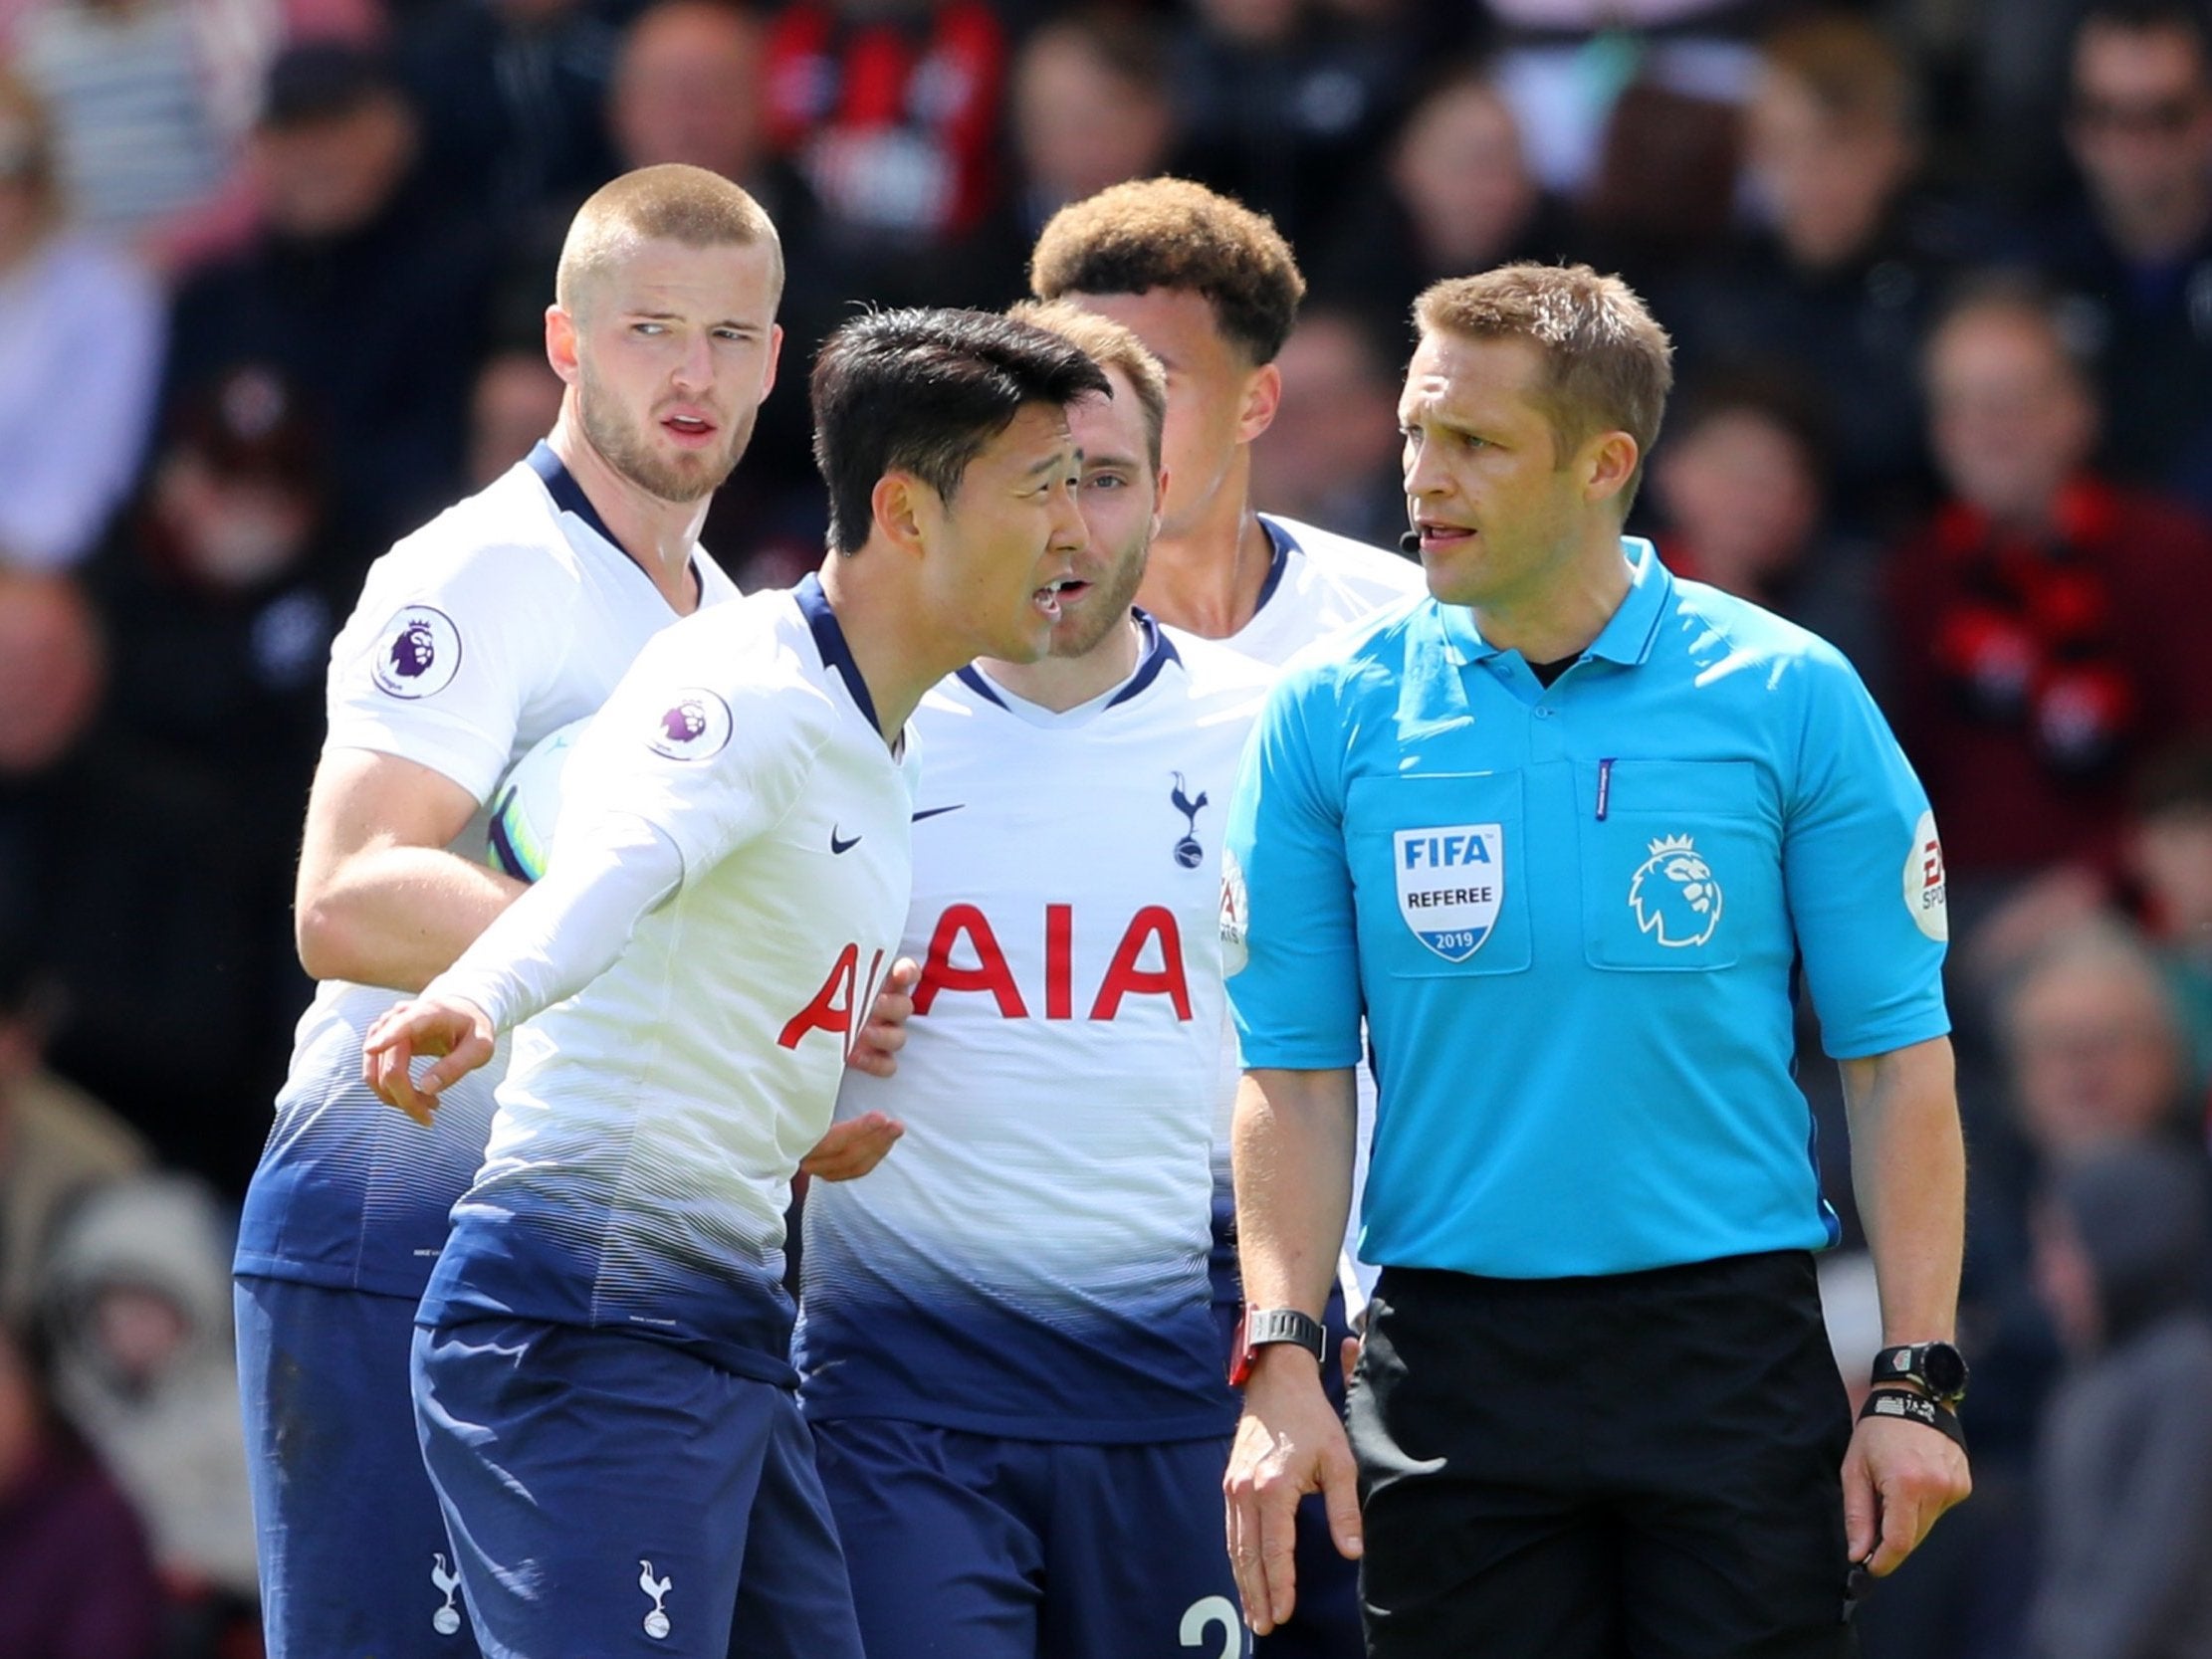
[369,604,463,700]
[1627,833,1724,947]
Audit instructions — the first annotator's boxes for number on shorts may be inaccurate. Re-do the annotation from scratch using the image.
[1180,1593,1240,1659]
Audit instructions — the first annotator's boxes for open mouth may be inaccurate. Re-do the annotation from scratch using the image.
[1032,577,1078,621]
[1418,520,1475,550]
[662,413,717,444]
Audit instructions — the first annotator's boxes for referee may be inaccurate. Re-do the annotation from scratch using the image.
[1218,264,1971,1657]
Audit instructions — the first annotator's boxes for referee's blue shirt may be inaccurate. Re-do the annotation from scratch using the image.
[1222,539,1950,1280]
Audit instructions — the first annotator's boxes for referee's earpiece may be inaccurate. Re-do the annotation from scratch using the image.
[1399,530,1421,554]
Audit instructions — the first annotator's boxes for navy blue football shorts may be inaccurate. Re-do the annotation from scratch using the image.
[811,1415,1248,1659]
[412,1316,863,1659]
[235,1275,477,1658]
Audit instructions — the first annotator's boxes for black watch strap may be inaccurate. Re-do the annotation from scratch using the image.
[1244,1307,1327,1363]
[1871,1342,1969,1404]
[1228,1307,1327,1386]
[1861,1387,1968,1454]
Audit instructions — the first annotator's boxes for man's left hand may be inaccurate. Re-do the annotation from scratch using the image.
[1842,1409,1971,1575]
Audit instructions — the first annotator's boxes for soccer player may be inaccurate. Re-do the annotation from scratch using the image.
[229,164,898,1658]
[1031,175,1421,1657]
[360,308,1105,1659]
[795,302,1274,1659]
[1221,265,1970,1656]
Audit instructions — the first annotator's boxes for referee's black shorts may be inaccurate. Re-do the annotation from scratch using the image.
[1348,1250,1856,1659]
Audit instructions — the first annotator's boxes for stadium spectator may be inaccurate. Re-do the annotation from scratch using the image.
[394,0,621,228]
[0,1316,163,1659]
[2000,919,2196,1167]
[1251,305,1411,550]
[2026,1138,2212,1659]
[0,947,150,1329]
[31,365,354,1190]
[0,571,104,967]
[39,1174,260,1620]
[763,0,1007,249]
[1478,0,1770,197]
[2124,741,2212,1095]
[165,42,498,555]
[2040,1,2212,511]
[1167,0,1410,247]
[1888,280,2212,893]
[1308,68,1586,342]
[1648,371,1888,695]
[949,10,1180,306]
[0,71,164,576]
[468,346,568,491]
[9,0,229,239]
[1662,12,1991,534]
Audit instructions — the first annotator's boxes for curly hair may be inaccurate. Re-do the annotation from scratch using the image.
[1028,178,1305,366]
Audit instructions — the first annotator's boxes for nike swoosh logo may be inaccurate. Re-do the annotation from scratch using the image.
[829,828,861,854]
[910,804,965,822]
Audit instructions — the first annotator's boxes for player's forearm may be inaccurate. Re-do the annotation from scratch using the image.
[1233,1067,1358,1318]
[427,815,681,1034]
[296,847,526,992]
[1841,1036,1964,1344]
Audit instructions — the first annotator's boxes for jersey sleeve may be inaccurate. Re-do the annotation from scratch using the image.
[1223,667,1365,1070]
[427,814,684,1034]
[1782,645,1951,1059]
[323,539,572,803]
[553,624,827,885]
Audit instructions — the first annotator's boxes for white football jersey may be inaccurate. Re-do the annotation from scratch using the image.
[1230,514,1425,668]
[796,619,1273,1438]
[1219,515,1423,1305]
[235,444,740,1297]
[424,578,917,1382]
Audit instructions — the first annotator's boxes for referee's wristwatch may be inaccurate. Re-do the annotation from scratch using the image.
[1228,1307,1327,1388]
[1870,1341,1970,1407]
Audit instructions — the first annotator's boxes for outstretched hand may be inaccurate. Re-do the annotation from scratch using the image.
[361,995,497,1126]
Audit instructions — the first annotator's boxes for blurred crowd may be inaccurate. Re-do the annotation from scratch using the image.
[4,0,2212,1653]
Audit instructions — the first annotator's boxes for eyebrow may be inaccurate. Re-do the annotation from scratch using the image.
[624,310,766,330]
[1022,448,1081,479]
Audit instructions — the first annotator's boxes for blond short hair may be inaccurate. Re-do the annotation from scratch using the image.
[1415,264,1673,492]
[1029,177,1305,365]
[554,163,782,316]
[1005,298,1168,473]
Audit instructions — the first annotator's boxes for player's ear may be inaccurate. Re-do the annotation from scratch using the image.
[759,323,784,399]
[1581,430,1640,508]
[546,305,580,387]
[1233,361,1282,447]
[870,471,934,557]
[1148,463,1171,541]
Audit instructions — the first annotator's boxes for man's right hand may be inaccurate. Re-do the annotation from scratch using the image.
[1223,1345,1364,1635]
[361,995,496,1125]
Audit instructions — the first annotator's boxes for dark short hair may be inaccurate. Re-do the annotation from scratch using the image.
[810,308,1112,554]
[260,42,398,130]
[1029,178,1305,365]
[2079,0,2212,62]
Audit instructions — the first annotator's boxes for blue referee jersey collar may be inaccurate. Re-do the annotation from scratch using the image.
[1438,537,1669,671]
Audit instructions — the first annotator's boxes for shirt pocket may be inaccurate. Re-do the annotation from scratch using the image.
[1346,772,1532,979]
[1576,759,1770,972]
